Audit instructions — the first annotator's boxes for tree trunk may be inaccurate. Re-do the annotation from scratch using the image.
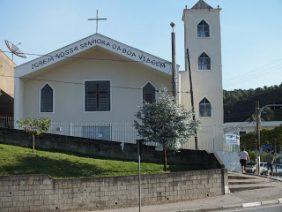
[163,145,167,171]
[32,134,35,154]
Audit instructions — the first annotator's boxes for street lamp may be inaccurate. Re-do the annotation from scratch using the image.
[257,104,282,175]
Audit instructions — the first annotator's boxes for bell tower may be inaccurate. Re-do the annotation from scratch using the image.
[181,0,224,152]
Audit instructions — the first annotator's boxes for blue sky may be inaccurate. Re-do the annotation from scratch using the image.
[1,0,281,90]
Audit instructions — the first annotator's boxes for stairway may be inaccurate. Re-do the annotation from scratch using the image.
[228,172,274,193]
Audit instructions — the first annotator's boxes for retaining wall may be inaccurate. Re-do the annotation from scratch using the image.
[0,169,227,211]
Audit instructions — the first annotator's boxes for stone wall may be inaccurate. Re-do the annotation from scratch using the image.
[0,169,227,211]
[0,128,222,170]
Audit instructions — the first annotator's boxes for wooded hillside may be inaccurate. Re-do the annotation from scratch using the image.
[224,83,282,122]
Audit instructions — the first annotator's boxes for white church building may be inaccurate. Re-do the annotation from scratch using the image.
[14,0,224,153]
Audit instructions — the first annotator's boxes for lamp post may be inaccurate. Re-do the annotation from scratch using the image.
[170,22,177,99]
[257,104,282,175]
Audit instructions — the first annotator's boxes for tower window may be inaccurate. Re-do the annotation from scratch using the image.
[199,98,211,117]
[197,20,210,37]
[198,52,211,70]
[41,84,53,112]
[143,82,156,103]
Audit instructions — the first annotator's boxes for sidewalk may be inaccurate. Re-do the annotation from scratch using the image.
[94,179,282,212]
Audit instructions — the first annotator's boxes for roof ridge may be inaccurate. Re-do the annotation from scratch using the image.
[191,0,213,10]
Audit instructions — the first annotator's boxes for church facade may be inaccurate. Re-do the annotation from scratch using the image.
[15,34,177,143]
[14,0,224,153]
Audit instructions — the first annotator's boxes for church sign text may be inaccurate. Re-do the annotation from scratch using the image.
[31,36,170,74]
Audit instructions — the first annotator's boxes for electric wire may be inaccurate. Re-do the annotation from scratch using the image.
[0,74,190,93]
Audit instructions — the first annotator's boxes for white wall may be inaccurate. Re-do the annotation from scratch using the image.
[16,47,172,143]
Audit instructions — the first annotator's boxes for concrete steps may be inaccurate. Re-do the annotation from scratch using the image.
[228,172,274,193]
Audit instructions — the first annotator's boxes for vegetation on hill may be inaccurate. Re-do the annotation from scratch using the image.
[224,83,282,122]
[0,144,166,178]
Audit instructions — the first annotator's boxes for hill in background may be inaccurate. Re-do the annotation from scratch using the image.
[224,83,282,122]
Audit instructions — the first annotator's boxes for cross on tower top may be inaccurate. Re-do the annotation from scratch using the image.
[88,10,107,33]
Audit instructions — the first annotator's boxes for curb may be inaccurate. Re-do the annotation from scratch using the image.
[270,176,282,182]
[261,199,279,205]
[252,173,282,182]
[181,198,282,212]
[242,202,261,208]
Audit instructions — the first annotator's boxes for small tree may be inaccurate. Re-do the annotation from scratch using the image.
[17,118,51,153]
[134,91,198,171]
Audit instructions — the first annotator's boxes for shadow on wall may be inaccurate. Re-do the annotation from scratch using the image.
[0,90,13,117]
[215,151,241,172]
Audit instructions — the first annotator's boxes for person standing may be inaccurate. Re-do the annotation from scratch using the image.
[265,151,275,176]
[239,149,250,174]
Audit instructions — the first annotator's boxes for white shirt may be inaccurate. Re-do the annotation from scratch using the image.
[239,151,249,160]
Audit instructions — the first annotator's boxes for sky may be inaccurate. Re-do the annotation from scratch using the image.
[1,0,282,90]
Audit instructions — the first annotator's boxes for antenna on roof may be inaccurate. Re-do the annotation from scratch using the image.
[4,40,27,61]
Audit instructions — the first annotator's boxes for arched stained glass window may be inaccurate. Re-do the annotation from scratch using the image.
[198,52,211,70]
[197,20,210,37]
[41,84,53,112]
[199,98,211,117]
[143,82,156,104]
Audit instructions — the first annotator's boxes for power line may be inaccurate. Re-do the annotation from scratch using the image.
[225,59,282,81]
[3,50,281,87]
[0,74,190,94]
[224,62,282,87]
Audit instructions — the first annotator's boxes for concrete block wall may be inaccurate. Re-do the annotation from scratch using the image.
[0,169,227,211]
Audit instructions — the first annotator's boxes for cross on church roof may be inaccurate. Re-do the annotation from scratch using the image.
[88,10,107,33]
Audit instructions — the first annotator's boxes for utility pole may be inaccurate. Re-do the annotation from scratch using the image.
[256,101,260,175]
[136,139,143,212]
[186,48,198,150]
[256,103,282,175]
[170,22,177,99]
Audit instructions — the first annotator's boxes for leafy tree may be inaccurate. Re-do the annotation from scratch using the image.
[17,118,51,153]
[240,125,282,152]
[240,132,256,151]
[134,91,198,171]
[248,151,257,162]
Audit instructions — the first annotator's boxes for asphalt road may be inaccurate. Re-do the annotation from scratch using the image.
[220,204,282,212]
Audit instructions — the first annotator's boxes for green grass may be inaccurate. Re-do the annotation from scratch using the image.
[0,144,166,178]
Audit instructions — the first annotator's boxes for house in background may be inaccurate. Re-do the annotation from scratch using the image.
[224,121,282,135]
[0,50,15,118]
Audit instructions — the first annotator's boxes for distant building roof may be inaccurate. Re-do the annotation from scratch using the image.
[0,49,15,65]
[191,0,213,10]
